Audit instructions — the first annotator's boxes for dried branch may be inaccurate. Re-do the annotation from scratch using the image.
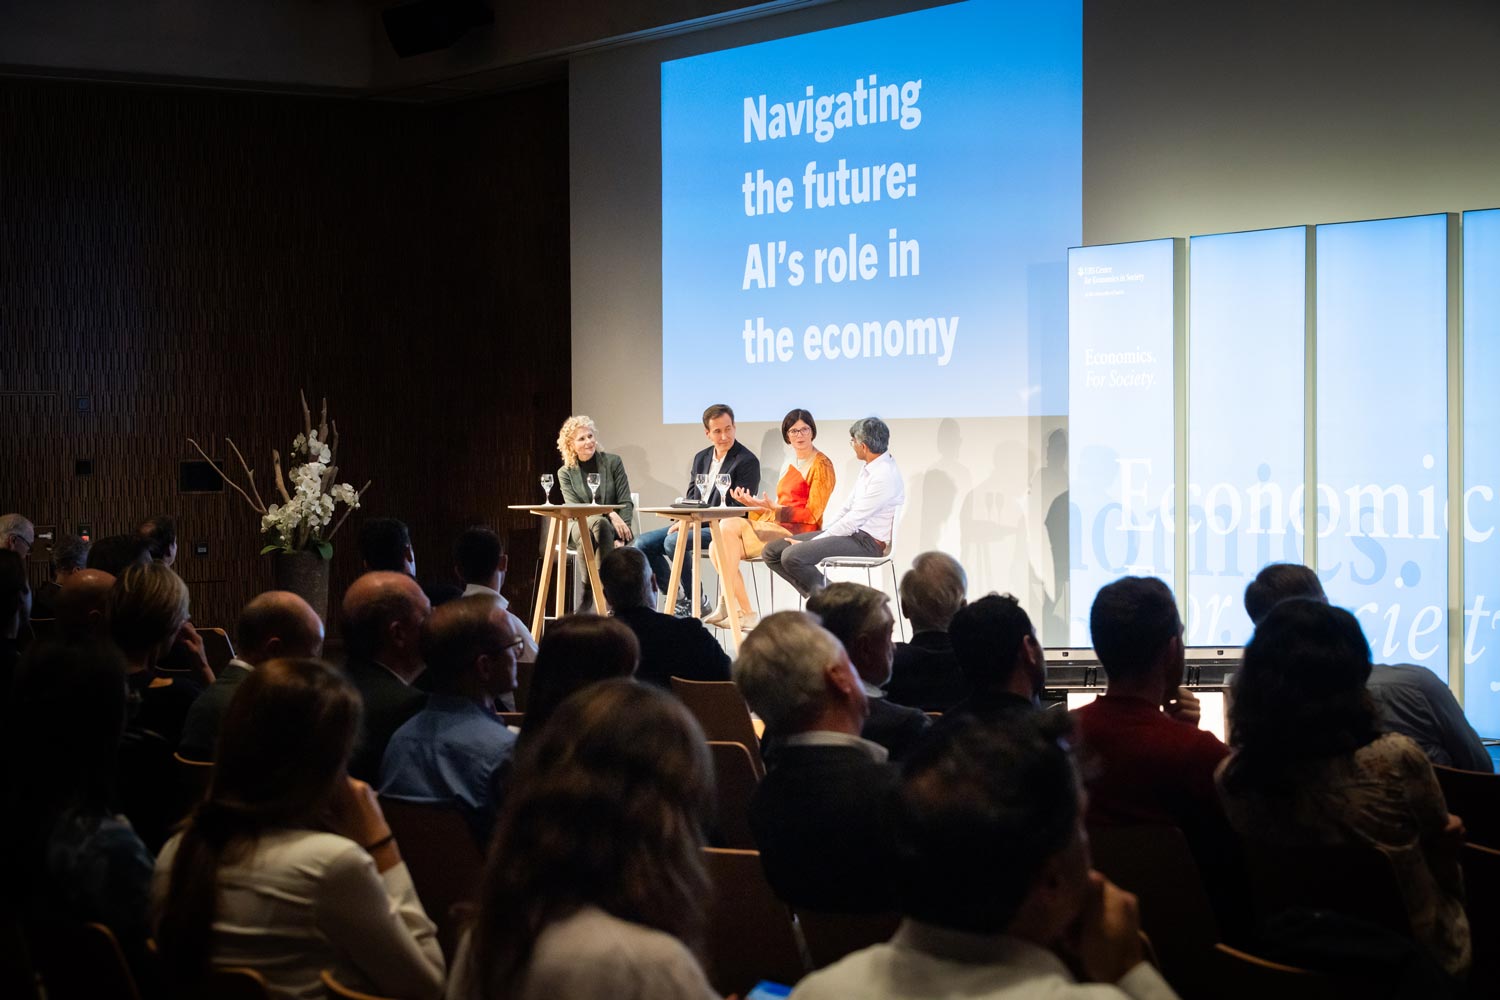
[188,438,265,514]
[271,450,293,504]
[328,420,339,466]
[317,397,328,450]
[224,437,267,512]
[300,390,312,450]
[326,479,373,542]
[321,464,339,493]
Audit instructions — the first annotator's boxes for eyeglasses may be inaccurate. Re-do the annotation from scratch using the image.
[9,534,32,555]
[787,426,813,436]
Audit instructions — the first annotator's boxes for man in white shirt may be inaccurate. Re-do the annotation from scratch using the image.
[453,524,538,662]
[790,710,1180,1000]
[763,416,904,598]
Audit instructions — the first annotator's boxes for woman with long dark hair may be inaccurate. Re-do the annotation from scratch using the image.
[153,657,444,999]
[520,614,639,740]
[448,679,719,1000]
[1217,598,1469,978]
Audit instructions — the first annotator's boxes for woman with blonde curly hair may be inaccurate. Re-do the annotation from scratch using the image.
[556,415,635,610]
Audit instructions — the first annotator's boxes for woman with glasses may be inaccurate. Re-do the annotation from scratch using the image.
[706,408,834,630]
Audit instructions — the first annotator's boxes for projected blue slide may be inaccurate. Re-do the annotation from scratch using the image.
[660,0,1081,423]
[1465,208,1500,734]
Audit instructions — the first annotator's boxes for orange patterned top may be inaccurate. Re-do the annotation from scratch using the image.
[750,450,836,534]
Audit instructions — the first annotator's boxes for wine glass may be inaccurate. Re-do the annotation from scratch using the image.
[586,472,601,504]
[540,474,554,504]
[694,472,710,503]
[715,473,732,506]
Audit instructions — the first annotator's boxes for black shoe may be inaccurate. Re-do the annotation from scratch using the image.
[674,594,693,617]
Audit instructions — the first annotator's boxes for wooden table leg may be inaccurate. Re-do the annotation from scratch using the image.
[665,519,687,614]
[554,516,568,620]
[533,517,557,638]
[690,517,703,618]
[714,520,744,651]
[576,519,609,615]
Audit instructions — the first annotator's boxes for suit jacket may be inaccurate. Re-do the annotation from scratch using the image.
[886,631,968,712]
[179,660,253,760]
[749,742,900,913]
[861,695,931,763]
[687,439,760,506]
[558,450,634,530]
[611,605,730,689]
[343,657,427,783]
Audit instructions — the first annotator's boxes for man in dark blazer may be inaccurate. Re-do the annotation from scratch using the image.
[599,547,729,688]
[807,582,931,763]
[886,551,970,711]
[633,403,760,616]
[734,611,900,914]
[339,570,432,782]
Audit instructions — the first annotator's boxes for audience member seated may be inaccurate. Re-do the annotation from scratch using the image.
[1217,598,1470,979]
[107,562,210,748]
[446,679,718,1000]
[1245,562,1491,772]
[453,525,538,663]
[341,571,432,782]
[520,614,639,740]
[0,513,35,559]
[791,711,1179,1000]
[32,532,89,619]
[734,611,900,914]
[885,551,969,711]
[154,658,444,999]
[600,547,730,689]
[9,641,156,985]
[360,517,417,575]
[86,533,151,576]
[806,582,929,762]
[0,551,29,706]
[1071,577,1241,928]
[947,593,1045,719]
[179,591,324,760]
[138,514,178,566]
[380,596,521,843]
[53,568,114,642]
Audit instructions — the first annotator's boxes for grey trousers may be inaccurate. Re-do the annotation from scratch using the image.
[761,529,885,598]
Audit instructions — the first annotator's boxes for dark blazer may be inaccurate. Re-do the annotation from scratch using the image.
[749,742,900,913]
[344,657,427,783]
[558,450,634,529]
[612,606,730,688]
[861,695,931,763]
[886,631,968,712]
[687,440,760,506]
[178,661,253,760]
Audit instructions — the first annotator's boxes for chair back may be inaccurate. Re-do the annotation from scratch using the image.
[1209,943,1345,1000]
[376,796,485,961]
[630,491,642,539]
[514,659,535,713]
[320,969,399,1000]
[31,922,141,1000]
[497,711,524,729]
[1243,840,1412,938]
[28,617,57,641]
[1461,842,1500,995]
[1088,825,1220,996]
[1434,763,1500,849]
[197,627,235,676]
[702,847,809,996]
[171,751,214,820]
[796,910,900,970]
[671,678,764,777]
[707,741,760,849]
[201,967,271,1000]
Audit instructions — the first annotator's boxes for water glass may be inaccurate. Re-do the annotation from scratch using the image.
[540,474,554,504]
[694,472,710,502]
[715,473,732,505]
[586,472,601,503]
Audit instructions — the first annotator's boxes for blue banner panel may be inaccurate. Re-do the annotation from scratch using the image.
[1464,208,1500,734]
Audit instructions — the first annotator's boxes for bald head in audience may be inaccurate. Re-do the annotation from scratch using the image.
[237,591,324,664]
[55,569,116,641]
[341,571,430,683]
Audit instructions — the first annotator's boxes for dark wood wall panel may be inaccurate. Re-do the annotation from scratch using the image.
[0,79,572,634]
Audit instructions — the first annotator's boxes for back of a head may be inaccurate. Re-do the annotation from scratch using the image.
[899,552,967,632]
[359,518,412,572]
[453,526,502,585]
[340,571,422,660]
[948,593,1034,695]
[524,615,640,737]
[421,595,508,695]
[849,416,891,454]
[1088,576,1179,681]
[55,570,115,641]
[471,678,712,996]
[139,515,177,562]
[1244,563,1327,625]
[53,533,91,574]
[599,546,653,611]
[897,710,1080,933]
[86,534,151,576]
[1224,599,1378,791]
[732,611,845,733]
[107,562,190,661]
[805,582,887,651]
[235,591,323,662]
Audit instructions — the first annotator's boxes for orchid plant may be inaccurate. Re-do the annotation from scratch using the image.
[190,392,371,559]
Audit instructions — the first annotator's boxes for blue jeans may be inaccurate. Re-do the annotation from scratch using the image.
[633,523,711,599]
